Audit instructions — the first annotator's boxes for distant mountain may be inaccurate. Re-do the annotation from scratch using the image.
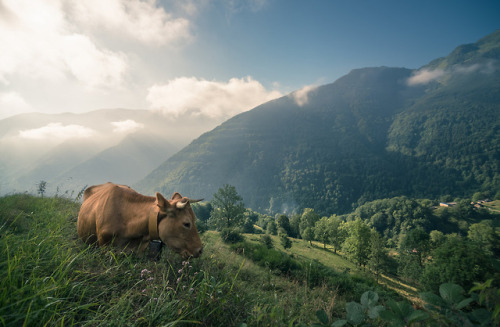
[56,132,178,192]
[0,109,217,195]
[137,30,500,215]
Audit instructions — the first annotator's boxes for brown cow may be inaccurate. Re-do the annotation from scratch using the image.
[77,182,203,258]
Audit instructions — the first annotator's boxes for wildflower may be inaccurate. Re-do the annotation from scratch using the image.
[189,288,194,292]
[178,269,183,274]
[141,269,151,278]
[177,277,181,283]
[147,277,154,282]
[142,289,146,293]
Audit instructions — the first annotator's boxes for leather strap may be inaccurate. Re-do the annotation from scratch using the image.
[148,206,160,241]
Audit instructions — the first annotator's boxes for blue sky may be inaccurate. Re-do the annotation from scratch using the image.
[0,0,499,121]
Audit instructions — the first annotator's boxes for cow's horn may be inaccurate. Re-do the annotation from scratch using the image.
[176,199,188,209]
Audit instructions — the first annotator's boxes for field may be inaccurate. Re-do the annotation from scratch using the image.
[0,194,409,326]
[2,195,496,326]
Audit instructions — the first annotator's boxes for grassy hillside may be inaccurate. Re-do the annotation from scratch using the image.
[2,195,497,326]
[0,195,400,326]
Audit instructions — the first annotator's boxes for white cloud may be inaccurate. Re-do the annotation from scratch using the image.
[407,69,445,86]
[19,123,95,140]
[0,0,129,89]
[290,84,318,106]
[147,76,282,119]
[67,0,192,46]
[407,61,498,86]
[111,119,144,133]
[0,91,32,119]
[0,0,193,90]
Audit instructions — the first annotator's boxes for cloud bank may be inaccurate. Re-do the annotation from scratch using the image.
[290,84,318,106]
[407,69,445,86]
[111,119,144,133]
[147,76,282,119]
[19,123,95,141]
[407,61,498,86]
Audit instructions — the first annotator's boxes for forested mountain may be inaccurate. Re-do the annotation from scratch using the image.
[137,31,500,215]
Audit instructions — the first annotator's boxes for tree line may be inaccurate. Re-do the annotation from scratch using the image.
[193,184,499,293]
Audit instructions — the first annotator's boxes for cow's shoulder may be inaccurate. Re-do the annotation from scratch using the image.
[82,182,115,202]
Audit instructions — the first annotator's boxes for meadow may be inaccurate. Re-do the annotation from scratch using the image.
[1,195,497,326]
[0,194,368,326]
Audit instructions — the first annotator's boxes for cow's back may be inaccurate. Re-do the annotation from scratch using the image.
[77,183,150,245]
[77,183,117,244]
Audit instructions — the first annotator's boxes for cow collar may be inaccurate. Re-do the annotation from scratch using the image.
[148,206,161,241]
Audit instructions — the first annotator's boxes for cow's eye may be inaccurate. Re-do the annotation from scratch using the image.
[183,222,191,229]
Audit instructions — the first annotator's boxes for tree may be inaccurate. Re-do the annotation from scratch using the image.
[276,214,292,236]
[329,215,344,253]
[368,230,388,282]
[468,221,496,255]
[342,218,371,267]
[429,230,445,250]
[37,180,47,198]
[266,220,277,235]
[299,208,320,240]
[397,227,430,282]
[209,185,246,230]
[314,217,331,249]
[192,202,213,221]
[289,214,301,238]
[302,227,315,246]
[420,236,493,292]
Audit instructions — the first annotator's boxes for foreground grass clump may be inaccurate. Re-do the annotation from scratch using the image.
[0,195,247,326]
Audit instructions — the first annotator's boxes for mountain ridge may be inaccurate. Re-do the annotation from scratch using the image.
[136,31,500,215]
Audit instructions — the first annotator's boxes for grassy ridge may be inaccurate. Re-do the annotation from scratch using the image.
[1,195,404,326]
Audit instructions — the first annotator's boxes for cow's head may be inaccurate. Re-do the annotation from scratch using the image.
[155,192,203,258]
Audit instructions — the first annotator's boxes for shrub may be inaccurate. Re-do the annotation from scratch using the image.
[280,234,292,249]
[261,234,274,249]
[220,228,244,244]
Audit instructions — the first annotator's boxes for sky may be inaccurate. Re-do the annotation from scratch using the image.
[0,0,499,121]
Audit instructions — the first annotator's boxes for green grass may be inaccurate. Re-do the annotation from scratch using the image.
[0,195,247,326]
[0,195,404,326]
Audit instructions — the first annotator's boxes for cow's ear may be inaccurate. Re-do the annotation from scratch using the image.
[155,192,168,208]
[171,192,182,200]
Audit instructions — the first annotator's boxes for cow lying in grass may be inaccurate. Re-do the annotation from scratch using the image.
[77,183,203,258]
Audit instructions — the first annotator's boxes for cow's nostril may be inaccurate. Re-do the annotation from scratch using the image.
[198,247,203,255]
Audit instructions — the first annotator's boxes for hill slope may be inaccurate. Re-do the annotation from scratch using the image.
[137,31,500,214]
